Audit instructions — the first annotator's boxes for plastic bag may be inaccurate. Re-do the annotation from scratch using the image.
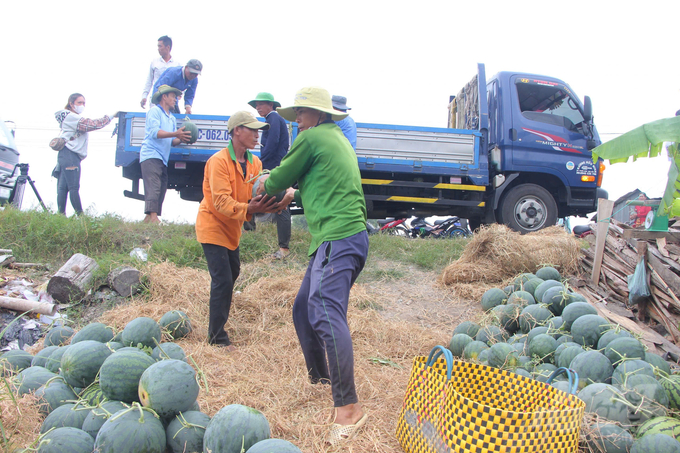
[627,259,651,305]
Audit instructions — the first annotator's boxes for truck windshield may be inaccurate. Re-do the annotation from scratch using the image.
[515,79,585,131]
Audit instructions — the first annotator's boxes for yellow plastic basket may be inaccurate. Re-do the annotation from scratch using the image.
[396,346,585,453]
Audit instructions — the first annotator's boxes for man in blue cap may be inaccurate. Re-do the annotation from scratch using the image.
[332,95,357,151]
[151,59,203,114]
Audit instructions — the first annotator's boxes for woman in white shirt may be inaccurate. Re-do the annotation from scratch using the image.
[53,93,115,215]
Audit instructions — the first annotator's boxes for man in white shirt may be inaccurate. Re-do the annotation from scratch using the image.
[140,36,181,109]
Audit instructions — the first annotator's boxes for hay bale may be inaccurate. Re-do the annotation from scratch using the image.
[441,224,580,286]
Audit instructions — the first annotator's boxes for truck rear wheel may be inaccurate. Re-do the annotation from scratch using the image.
[498,184,557,234]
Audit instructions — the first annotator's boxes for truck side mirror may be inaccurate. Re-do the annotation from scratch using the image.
[583,96,593,122]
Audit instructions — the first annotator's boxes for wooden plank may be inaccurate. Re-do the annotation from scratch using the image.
[648,252,680,297]
[592,198,615,285]
[623,229,680,242]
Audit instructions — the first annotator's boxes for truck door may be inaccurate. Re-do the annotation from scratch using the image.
[509,76,597,188]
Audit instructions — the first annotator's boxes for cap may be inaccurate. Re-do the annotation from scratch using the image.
[186,59,203,75]
[227,111,270,133]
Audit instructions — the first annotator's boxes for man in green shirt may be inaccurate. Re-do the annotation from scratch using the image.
[258,87,369,446]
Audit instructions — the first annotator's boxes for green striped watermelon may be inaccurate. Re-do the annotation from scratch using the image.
[100,349,156,403]
[37,427,94,453]
[203,404,270,453]
[584,422,633,453]
[94,405,166,453]
[659,375,680,410]
[246,439,303,452]
[166,411,210,453]
[631,433,680,453]
[637,416,680,440]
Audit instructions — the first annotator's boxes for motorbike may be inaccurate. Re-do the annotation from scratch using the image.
[409,216,473,238]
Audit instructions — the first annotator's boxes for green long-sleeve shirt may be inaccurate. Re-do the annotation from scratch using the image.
[264,122,367,255]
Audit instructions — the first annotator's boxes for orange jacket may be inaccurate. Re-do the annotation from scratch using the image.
[195,142,262,250]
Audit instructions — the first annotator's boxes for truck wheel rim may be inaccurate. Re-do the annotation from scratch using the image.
[514,196,546,230]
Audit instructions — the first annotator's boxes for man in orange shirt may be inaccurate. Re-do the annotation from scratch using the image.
[195,111,290,348]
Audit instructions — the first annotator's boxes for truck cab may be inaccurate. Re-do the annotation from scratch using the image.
[483,71,606,232]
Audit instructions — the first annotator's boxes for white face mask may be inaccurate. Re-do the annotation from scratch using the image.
[74,105,85,114]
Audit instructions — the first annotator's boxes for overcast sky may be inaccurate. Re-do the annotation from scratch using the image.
[2,1,679,223]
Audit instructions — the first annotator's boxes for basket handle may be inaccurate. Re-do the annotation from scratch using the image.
[425,345,453,380]
[546,367,580,395]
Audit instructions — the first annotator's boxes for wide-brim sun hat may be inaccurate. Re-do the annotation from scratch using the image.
[227,110,271,133]
[332,95,351,111]
[152,85,183,104]
[248,92,281,109]
[277,87,349,122]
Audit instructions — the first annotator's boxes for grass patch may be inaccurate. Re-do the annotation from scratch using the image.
[368,233,468,270]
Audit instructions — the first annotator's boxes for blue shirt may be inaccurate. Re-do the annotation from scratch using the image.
[139,105,176,165]
[335,116,357,150]
[260,111,289,170]
[152,66,198,107]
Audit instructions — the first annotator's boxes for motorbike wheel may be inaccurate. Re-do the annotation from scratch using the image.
[447,228,470,238]
[389,225,410,237]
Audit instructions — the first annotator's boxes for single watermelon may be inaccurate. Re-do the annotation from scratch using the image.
[462,341,489,361]
[32,346,59,367]
[60,340,113,388]
[37,427,94,453]
[182,118,199,144]
[584,422,634,453]
[605,337,645,366]
[40,403,92,433]
[139,359,199,419]
[246,438,303,453]
[612,359,655,386]
[159,310,193,340]
[487,343,519,369]
[637,416,680,440]
[631,433,680,453]
[578,383,633,427]
[94,405,166,453]
[571,315,610,348]
[491,303,521,334]
[481,288,506,312]
[121,317,162,349]
[645,352,672,377]
[534,280,563,305]
[570,350,613,388]
[0,349,33,375]
[151,342,187,362]
[621,374,668,425]
[35,376,78,415]
[519,305,553,333]
[529,334,557,363]
[659,374,680,410]
[44,325,75,347]
[71,322,114,344]
[81,400,128,439]
[512,273,536,291]
[45,346,69,374]
[561,302,598,331]
[203,404,270,453]
[542,286,570,316]
[448,334,473,358]
[532,363,557,382]
[166,410,210,453]
[452,321,481,338]
[15,366,56,395]
[521,278,545,298]
[536,266,560,281]
[100,349,156,403]
[475,325,506,345]
[557,345,585,369]
[598,328,634,350]
[507,291,535,306]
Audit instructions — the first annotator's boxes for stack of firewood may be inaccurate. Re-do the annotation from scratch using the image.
[578,219,680,355]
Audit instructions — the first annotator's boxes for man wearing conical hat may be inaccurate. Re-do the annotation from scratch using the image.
[256,87,369,445]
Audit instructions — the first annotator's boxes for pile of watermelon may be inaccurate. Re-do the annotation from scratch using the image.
[448,265,680,452]
[0,311,302,453]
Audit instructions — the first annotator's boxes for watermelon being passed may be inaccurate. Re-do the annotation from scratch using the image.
[252,174,286,202]
[182,118,198,144]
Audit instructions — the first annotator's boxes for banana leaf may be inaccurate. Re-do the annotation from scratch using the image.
[592,116,680,164]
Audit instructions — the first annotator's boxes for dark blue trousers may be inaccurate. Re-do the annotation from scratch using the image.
[293,231,369,407]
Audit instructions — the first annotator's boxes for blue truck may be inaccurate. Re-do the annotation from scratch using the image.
[115,64,607,234]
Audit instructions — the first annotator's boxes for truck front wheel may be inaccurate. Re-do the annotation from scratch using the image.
[497,184,557,234]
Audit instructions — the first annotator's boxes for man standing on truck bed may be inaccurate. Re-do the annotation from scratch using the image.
[151,59,202,114]
[140,35,180,109]
[195,111,287,348]
[246,92,291,259]
[139,85,191,224]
